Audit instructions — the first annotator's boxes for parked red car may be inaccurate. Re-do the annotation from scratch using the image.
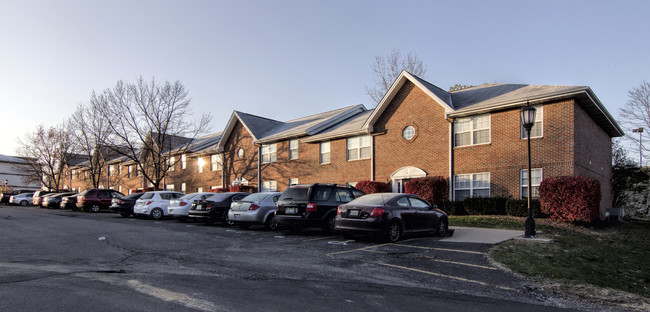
[76,189,124,212]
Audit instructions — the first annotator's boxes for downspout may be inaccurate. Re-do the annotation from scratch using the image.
[257,145,261,193]
[371,135,375,181]
[221,152,225,189]
[447,116,454,201]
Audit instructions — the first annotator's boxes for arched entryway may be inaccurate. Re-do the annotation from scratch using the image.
[390,166,427,192]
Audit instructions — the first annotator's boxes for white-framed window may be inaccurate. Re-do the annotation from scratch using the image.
[454,114,491,147]
[402,126,415,140]
[128,165,133,178]
[197,187,203,193]
[118,165,122,175]
[521,105,543,139]
[181,183,186,192]
[347,135,371,161]
[165,184,175,191]
[261,181,277,192]
[521,169,542,199]
[289,139,299,160]
[211,154,222,171]
[210,186,220,190]
[320,141,330,164]
[454,172,490,200]
[137,167,143,177]
[261,144,277,163]
[237,148,244,159]
[197,157,205,173]
[169,157,175,171]
[181,155,187,169]
[289,178,299,186]
[109,165,115,176]
[118,185,122,193]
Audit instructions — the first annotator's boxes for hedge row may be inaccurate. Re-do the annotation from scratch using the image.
[354,181,391,194]
[539,176,601,222]
[403,176,449,205]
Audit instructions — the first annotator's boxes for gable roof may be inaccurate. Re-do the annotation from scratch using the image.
[364,70,624,137]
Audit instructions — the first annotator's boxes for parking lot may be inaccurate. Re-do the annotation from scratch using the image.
[0,205,587,311]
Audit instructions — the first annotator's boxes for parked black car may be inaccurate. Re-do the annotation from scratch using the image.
[335,193,448,242]
[274,183,364,233]
[109,192,145,217]
[188,192,248,224]
[60,194,79,210]
[76,189,124,212]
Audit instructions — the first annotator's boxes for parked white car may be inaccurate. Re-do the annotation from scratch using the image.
[9,193,34,206]
[133,191,184,220]
[168,192,216,221]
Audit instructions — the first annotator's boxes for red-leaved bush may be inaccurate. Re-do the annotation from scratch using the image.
[404,176,449,206]
[229,185,257,193]
[209,188,230,193]
[354,181,391,194]
[538,176,601,222]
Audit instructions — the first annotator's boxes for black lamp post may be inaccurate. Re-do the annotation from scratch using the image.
[520,101,537,238]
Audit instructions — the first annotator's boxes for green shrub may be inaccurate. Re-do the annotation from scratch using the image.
[462,197,508,215]
[505,199,543,217]
[438,200,467,215]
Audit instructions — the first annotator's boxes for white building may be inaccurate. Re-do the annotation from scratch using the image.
[0,154,40,191]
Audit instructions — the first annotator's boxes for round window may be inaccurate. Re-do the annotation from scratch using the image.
[237,148,245,159]
[402,126,415,140]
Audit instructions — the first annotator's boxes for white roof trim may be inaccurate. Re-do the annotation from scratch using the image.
[364,71,455,132]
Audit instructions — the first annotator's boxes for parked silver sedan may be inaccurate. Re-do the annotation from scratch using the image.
[228,192,282,230]
[168,192,216,221]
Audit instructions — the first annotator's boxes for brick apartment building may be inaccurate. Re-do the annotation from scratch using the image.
[67,71,623,214]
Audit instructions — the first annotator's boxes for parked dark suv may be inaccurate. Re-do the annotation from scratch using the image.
[76,189,124,213]
[275,183,364,233]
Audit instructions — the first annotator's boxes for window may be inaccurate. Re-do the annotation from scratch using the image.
[261,181,277,192]
[347,135,371,160]
[521,169,542,198]
[181,155,187,169]
[181,183,186,192]
[237,148,244,159]
[211,154,222,171]
[165,184,175,191]
[289,139,299,160]
[137,167,143,177]
[320,141,330,164]
[335,189,353,203]
[118,165,122,175]
[289,178,298,186]
[261,144,277,163]
[521,105,543,139]
[409,197,431,210]
[197,157,205,173]
[118,185,122,193]
[454,173,490,200]
[454,115,490,147]
[197,187,203,193]
[128,166,133,178]
[169,157,175,171]
[109,165,115,176]
[402,126,415,140]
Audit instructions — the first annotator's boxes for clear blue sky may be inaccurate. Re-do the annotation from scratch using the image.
[1,0,649,156]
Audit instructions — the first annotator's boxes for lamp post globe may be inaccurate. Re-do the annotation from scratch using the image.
[520,101,537,238]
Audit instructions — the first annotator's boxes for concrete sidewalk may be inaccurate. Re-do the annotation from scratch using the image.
[440,227,524,244]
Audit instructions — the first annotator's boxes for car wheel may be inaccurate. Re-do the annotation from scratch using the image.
[90,204,101,213]
[20,200,28,206]
[264,214,278,231]
[119,212,131,218]
[238,223,251,230]
[436,218,448,237]
[223,211,234,225]
[322,214,337,234]
[150,208,163,220]
[385,221,402,242]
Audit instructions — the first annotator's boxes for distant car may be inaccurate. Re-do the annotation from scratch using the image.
[133,191,185,220]
[42,192,77,209]
[40,193,61,208]
[274,183,364,233]
[76,189,124,212]
[1,190,32,204]
[228,192,282,230]
[60,194,79,210]
[188,192,248,224]
[335,193,449,242]
[109,193,145,217]
[168,192,216,221]
[9,193,34,206]
[32,190,55,206]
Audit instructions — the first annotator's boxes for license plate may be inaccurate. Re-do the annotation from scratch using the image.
[197,204,202,210]
[285,207,297,214]
[234,214,240,220]
[349,210,359,217]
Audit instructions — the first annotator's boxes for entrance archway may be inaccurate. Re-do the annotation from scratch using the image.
[390,166,427,192]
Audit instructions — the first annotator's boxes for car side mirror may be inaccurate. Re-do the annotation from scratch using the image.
[430,204,438,211]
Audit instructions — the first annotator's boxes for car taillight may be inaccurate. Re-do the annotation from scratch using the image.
[369,207,384,217]
[249,204,260,211]
[276,204,279,212]
[118,200,127,205]
[146,201,153,205]
[337,206,342,215]
[306,203,317,212]
[79,196,85,202]
[179,201,187,206]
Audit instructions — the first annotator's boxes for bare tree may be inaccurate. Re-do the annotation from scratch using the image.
[15,125,74,190]
[98,77,212,190]
[365,49,428,104]
[619,81,650,165]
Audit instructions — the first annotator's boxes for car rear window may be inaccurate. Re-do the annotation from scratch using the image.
[180,193,197,200]
[347,193,391,206]
[241,193,268,202]
[206,193,232,201]
[123,193,142,200]
[279,187,310,201]
[140,193,155,200]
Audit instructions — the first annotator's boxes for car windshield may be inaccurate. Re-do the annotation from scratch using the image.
[206,193,232,201]
[279,187,310,201]
[140,193,155,200]
[241,193,268,202]
[347,193,392,206]
[180,193,202,200]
